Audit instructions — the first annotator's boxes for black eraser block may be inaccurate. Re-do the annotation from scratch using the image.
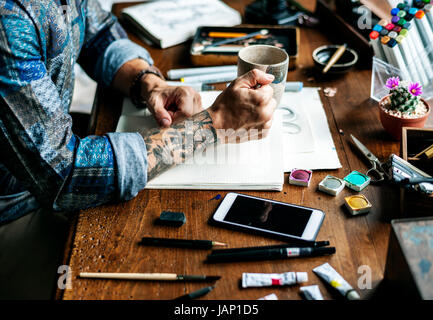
[155,211,186,227]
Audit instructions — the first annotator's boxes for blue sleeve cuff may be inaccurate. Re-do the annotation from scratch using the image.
[106,132,148,201]
[95,39,154,87]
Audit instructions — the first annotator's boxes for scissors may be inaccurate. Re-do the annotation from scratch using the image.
[350,134,390,183]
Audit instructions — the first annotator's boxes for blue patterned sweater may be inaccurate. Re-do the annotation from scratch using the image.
[0,0,151,223]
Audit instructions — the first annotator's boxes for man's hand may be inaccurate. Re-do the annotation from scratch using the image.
[142,68,277,181]
[208,69,276,142]
[141,74,203,127]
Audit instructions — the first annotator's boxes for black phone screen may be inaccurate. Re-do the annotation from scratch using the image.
[223,195,313,237]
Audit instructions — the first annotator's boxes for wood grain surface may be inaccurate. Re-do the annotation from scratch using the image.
[61,0,433,300]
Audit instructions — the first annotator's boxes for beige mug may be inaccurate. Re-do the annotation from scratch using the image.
[237,45,289,106]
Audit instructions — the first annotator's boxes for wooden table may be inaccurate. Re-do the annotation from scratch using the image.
[61,0,433,300]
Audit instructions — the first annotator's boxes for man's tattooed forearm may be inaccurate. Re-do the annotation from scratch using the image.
[142,110,219,181]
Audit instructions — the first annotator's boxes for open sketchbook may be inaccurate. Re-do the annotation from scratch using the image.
[116,92,285,190]
[121,0,242,49]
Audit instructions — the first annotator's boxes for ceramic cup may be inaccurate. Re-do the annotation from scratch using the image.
[238,45,289,106]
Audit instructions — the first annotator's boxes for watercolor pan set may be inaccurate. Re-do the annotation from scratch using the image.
[289,169,312,187]
[318,175,345,196]
[343,171,371,191]
[344,195,372,215]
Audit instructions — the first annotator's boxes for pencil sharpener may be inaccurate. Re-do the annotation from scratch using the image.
[344,171,370,191]
[312,45,358,74]
[289,169,312,187]
[344,195,372,215]
[318,175,345,196]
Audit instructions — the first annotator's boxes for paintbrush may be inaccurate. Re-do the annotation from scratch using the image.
[79,272,221,282]
[323,43,347,74]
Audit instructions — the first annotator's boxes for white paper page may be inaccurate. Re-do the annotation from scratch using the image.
[122,0,241,48]
[116,92,284,190]
[282,88,341,171]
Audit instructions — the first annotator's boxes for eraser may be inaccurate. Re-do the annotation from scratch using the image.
[156,211,186,227]
[344,171,371,191]
[318,175,345,196]
[344,195,372,215]
[289,169,312,187]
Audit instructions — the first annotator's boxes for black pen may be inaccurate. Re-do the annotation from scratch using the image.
[210,241,330,255]
[140,237,227,249]
[206,247,336,263]
[173,286,215,300]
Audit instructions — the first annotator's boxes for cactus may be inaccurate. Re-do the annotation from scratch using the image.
[389,86,420,113]
[385,77,423,114]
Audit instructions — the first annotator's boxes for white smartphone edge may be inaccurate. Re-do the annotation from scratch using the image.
[212,192,325,241]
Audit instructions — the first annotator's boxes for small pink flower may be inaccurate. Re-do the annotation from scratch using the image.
[408,82,423,96]
[386,77,400,90]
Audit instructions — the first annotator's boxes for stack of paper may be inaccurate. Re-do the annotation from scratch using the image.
[116,92,285,190]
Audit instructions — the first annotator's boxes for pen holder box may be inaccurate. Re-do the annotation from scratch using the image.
[400,127,433,217]
[371,43,433,102]
[190,25,299,69]
[383,218,433,299]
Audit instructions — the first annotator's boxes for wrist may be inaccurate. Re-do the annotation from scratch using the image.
[141,74,167,98]
[130,66,165,109]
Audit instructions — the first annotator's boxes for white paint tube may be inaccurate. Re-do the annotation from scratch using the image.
[313,263,360,300]
[242,272,308,288]
[300,285,324,300]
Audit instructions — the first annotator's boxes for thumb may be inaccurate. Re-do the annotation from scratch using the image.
[235,69,274,89]
[153,105,172,127]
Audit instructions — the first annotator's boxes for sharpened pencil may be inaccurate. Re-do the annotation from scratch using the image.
[79,272,221,282]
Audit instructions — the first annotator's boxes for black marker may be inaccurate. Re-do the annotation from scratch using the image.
[174,286,215,300]
[140,237,226,249]
[206,247,336,263]
[210,241,330,255]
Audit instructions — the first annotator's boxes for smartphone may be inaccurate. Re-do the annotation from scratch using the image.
[210,193,325,242]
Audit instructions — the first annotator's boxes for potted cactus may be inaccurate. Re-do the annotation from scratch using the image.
[379,77,430,140]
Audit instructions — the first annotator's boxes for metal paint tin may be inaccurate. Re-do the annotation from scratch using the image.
[318,175,345,196]
[289,169,312,187]
[344,195,372,215]
[344,171,371,191]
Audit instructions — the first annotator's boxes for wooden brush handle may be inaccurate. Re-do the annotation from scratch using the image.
[79,272,178,280]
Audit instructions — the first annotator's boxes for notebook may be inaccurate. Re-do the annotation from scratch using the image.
[116,91,285,190]
[121,0,242,49]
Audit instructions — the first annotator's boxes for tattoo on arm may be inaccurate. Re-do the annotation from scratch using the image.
[141,110,219,181]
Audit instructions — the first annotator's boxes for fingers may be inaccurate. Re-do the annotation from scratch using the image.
[171,87,202,122]
[234,69,275,89]
[258,98,277,124]
[152,99,172,127]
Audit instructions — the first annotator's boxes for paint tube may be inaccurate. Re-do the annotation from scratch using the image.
[242,272,308,288]
[313,263,360,300]
[300,285,324,300]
